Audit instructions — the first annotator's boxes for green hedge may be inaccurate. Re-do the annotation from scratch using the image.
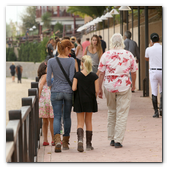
[6,47,17,61]
[17,37,49,62]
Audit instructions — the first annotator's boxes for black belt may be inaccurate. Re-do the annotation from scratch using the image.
[150,68,162,70]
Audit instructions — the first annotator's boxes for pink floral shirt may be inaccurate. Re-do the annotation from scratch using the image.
[98,49,137,93]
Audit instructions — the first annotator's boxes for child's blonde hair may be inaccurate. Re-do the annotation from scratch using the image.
[81,55,92,74]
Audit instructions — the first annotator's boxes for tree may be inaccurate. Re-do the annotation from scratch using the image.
[8,20,17,37]
[54,22,63,33]
[41,12,52,29]
[67,6,108,19]
[20,6,37,34]
[6,23,12,38]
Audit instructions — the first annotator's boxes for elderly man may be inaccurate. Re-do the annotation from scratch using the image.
[98,33,137,148]
[145,33,162,118]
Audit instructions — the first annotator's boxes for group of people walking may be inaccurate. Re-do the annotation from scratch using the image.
[37,31,162,153]
[9,63,23,83]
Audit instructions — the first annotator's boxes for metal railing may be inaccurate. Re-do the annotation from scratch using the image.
[6,77,42,162]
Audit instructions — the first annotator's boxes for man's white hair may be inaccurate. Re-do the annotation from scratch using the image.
[110,33,125,49]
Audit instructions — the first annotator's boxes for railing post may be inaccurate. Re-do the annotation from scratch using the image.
[28,88,38,160]
[143,78,146,97]
[9,110,23,162]
[22,98,34,162]
[34,78,43,142]
[6,129,17,162]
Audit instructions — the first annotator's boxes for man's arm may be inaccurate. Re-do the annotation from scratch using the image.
[145,57,149,61]
[98,71,105,99]
[124,40,129,50]
[135,42,140,62]
[131,71,136,91]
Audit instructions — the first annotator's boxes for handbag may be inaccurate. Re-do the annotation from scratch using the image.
[56,57,74,106]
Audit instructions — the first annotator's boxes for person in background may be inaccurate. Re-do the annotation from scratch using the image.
[38,62,54,146]
[124,31,140,92]
[82,38,91,55]
[72,55,99,152]
[15,64,23,83]
[75,38,83,71]
[145,33,162,118]
[46,38,54,60]
[9,62,16,82]
[62,36,79,72]
[99,35,107,53]
[84,35,103,75]
[53,37,60,57]
[47,39,75,153]
[25,28,29,40]
[70,36,77,48]
[98,33,137,148]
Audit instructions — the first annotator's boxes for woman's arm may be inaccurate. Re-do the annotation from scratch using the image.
[75,46,80,56]
[95,79,99,97]
[39,74,46,98]
[72,78,78,91]
[84,47,88,55]
[75,59,79,72]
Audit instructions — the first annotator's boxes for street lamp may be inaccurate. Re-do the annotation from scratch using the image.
[100,15,108,40]
[29,28,33,36]
[109,9,119,34]
[104,12,113,50]
[118,6,131,35]
[119,6,131,11]
[32,26,36,36]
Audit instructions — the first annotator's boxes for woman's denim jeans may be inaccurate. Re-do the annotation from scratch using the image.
[51,92,72,136]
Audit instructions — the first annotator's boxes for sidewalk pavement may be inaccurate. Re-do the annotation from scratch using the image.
[37,91,162,162]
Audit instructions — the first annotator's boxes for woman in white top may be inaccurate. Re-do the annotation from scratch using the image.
[75,39,83,71]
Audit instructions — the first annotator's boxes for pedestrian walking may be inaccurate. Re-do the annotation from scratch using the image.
[9,62,15,82]
[99,35,107,53]
[38,62,54,146]
[82,38,91,55]
[15,64,23,83]
[84,35,103,75]
[62,36,79,72]
[46,38,54,60]
[72,55,99,152]
[47,39,75,152]
[70,36,77,48]
[145,33,162,118]
[98,33,137,148]
[124,31,140,92]
[25,28,29,40]
[53,37,60,56]
[75,38,83,71]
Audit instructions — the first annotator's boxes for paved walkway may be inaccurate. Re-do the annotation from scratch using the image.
[6,77,34,125]
[37,91,162,162]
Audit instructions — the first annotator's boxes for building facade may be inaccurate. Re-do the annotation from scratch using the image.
[35,6,84,37]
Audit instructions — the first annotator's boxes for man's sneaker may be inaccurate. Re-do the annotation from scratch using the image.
[110,140,115,146]
[114,142,123,148]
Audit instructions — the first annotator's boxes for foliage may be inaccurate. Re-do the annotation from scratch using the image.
[6,23,12,37]
[67,6,108,19]
[156,6,162,19]
[20,6,37,34]
[17,37,49,62]
[41,12,52,29]
[6,47,17,61]
[54,22,63,33]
